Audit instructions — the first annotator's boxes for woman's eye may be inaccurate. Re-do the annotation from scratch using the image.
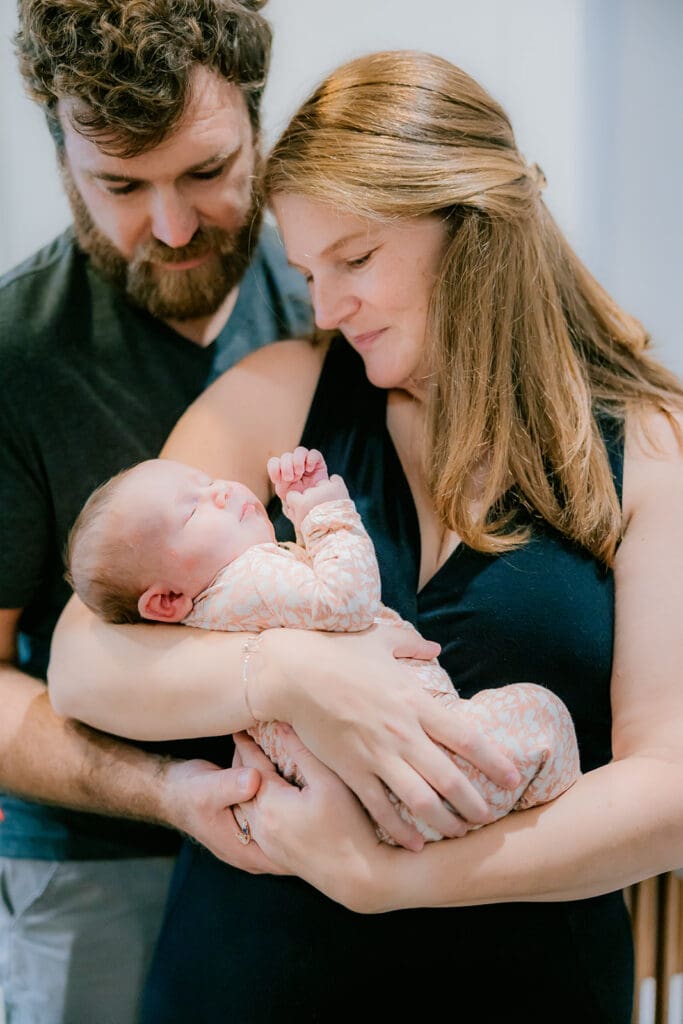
[346,251,374,269]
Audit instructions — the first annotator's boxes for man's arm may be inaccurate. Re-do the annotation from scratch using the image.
[1,608,161,815]
[0,608,276,871]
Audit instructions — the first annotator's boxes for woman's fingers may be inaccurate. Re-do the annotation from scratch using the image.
[421,699,521,790]
[390,626,441,662]
[345,773,425,851]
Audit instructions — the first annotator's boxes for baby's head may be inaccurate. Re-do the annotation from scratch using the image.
[66,458,276,624]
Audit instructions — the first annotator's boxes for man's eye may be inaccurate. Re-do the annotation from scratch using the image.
[191,165,224,181]
[105,182,139,196]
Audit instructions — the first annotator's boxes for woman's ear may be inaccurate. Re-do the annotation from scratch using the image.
[138,584,193,623]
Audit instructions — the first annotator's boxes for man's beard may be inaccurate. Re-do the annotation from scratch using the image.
[61,163,262,321]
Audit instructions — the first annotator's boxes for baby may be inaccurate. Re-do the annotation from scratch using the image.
[66,448,581,843]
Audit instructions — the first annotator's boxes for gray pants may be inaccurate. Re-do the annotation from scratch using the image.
[0,857,174,1024]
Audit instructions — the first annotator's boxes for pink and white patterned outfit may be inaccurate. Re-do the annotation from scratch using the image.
[183,499,580,843]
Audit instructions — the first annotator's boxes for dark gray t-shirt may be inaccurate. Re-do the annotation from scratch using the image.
[0,223,311,859]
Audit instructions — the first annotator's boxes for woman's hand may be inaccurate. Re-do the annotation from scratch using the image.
[234,730,391,911]
[252,624,521,850]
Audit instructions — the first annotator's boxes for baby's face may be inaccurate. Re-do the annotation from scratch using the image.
[121,459,276,596]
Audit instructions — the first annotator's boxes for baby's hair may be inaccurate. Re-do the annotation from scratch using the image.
[65,465,147,625]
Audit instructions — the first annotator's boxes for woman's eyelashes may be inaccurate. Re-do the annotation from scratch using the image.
[345,249,375,270]
[302,249,376,284]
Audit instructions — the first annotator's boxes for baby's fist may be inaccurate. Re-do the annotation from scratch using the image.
[285,475,350,530]
[267,447,328,506]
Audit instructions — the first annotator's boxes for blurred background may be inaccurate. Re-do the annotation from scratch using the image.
[1,0,681,374]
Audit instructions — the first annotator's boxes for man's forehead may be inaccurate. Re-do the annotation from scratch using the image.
[57,69,252,173]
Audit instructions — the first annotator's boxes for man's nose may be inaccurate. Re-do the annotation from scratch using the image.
[149,188,199,249]
[312,281,360,331]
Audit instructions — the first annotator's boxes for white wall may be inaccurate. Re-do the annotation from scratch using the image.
[580,0,683,373]
[0,6,70,271]
[1,1,681,372]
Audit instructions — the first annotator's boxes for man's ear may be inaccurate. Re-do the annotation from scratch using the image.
[138,584,193,623]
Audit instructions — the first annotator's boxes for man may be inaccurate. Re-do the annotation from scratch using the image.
[0,2,310,1021]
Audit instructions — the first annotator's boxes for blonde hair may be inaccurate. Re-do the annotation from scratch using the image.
[264,50,683,563]
[65,467,146,624]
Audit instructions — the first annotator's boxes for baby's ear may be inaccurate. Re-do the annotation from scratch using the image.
[138,585,193,624]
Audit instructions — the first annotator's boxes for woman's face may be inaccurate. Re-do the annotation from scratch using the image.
[272,194,449,396]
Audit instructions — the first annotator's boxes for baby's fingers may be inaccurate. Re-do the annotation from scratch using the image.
[292,447,309,478]
[266,456,283,486]
[305,448,326,474]
[278,451,296,482]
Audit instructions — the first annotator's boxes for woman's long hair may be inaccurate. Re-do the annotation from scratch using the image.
[264,50,683,563]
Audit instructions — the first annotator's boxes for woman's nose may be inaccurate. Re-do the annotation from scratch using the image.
[312,282,360,331]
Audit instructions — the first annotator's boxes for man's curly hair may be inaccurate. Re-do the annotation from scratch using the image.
[16,0,272,156]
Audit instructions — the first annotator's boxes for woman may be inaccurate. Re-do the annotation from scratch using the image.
[51,52,683,1022]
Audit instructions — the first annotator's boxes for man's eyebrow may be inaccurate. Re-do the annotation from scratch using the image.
[185,147,242,174]
[88,147,242,184]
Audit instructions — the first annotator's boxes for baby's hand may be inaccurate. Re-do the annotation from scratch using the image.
[267,448,348,530]
[268,447,329,503]
[285,476,349,530]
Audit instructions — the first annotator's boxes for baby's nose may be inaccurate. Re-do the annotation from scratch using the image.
[210,482,231,508]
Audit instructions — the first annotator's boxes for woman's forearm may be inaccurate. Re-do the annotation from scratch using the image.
[361,754,683,913]
[48,595,262,740]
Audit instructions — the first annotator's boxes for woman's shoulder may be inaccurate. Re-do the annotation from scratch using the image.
[622,405,683,524]
[189,338,326,415]
[162,339,329,486]
[209,338,327,404]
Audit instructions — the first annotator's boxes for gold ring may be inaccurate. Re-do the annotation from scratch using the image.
[235,819,251,846]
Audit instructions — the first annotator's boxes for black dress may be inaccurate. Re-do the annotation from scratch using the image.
[142,338,633,1024]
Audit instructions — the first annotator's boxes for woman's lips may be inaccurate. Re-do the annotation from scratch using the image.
[348,328,387,350]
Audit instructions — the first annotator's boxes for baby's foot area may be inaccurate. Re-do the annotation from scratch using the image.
[460,683,581,808]
[248,721,307,787]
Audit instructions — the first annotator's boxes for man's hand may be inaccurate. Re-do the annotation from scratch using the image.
[161,758,288,875]
[267,447,348,530]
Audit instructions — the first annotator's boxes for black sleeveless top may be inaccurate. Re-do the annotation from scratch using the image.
[142,339,633,1024]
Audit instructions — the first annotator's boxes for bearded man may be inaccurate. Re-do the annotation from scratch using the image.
[0,3,310,1022]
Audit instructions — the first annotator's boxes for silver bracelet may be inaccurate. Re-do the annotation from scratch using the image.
[241,634,261,721]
